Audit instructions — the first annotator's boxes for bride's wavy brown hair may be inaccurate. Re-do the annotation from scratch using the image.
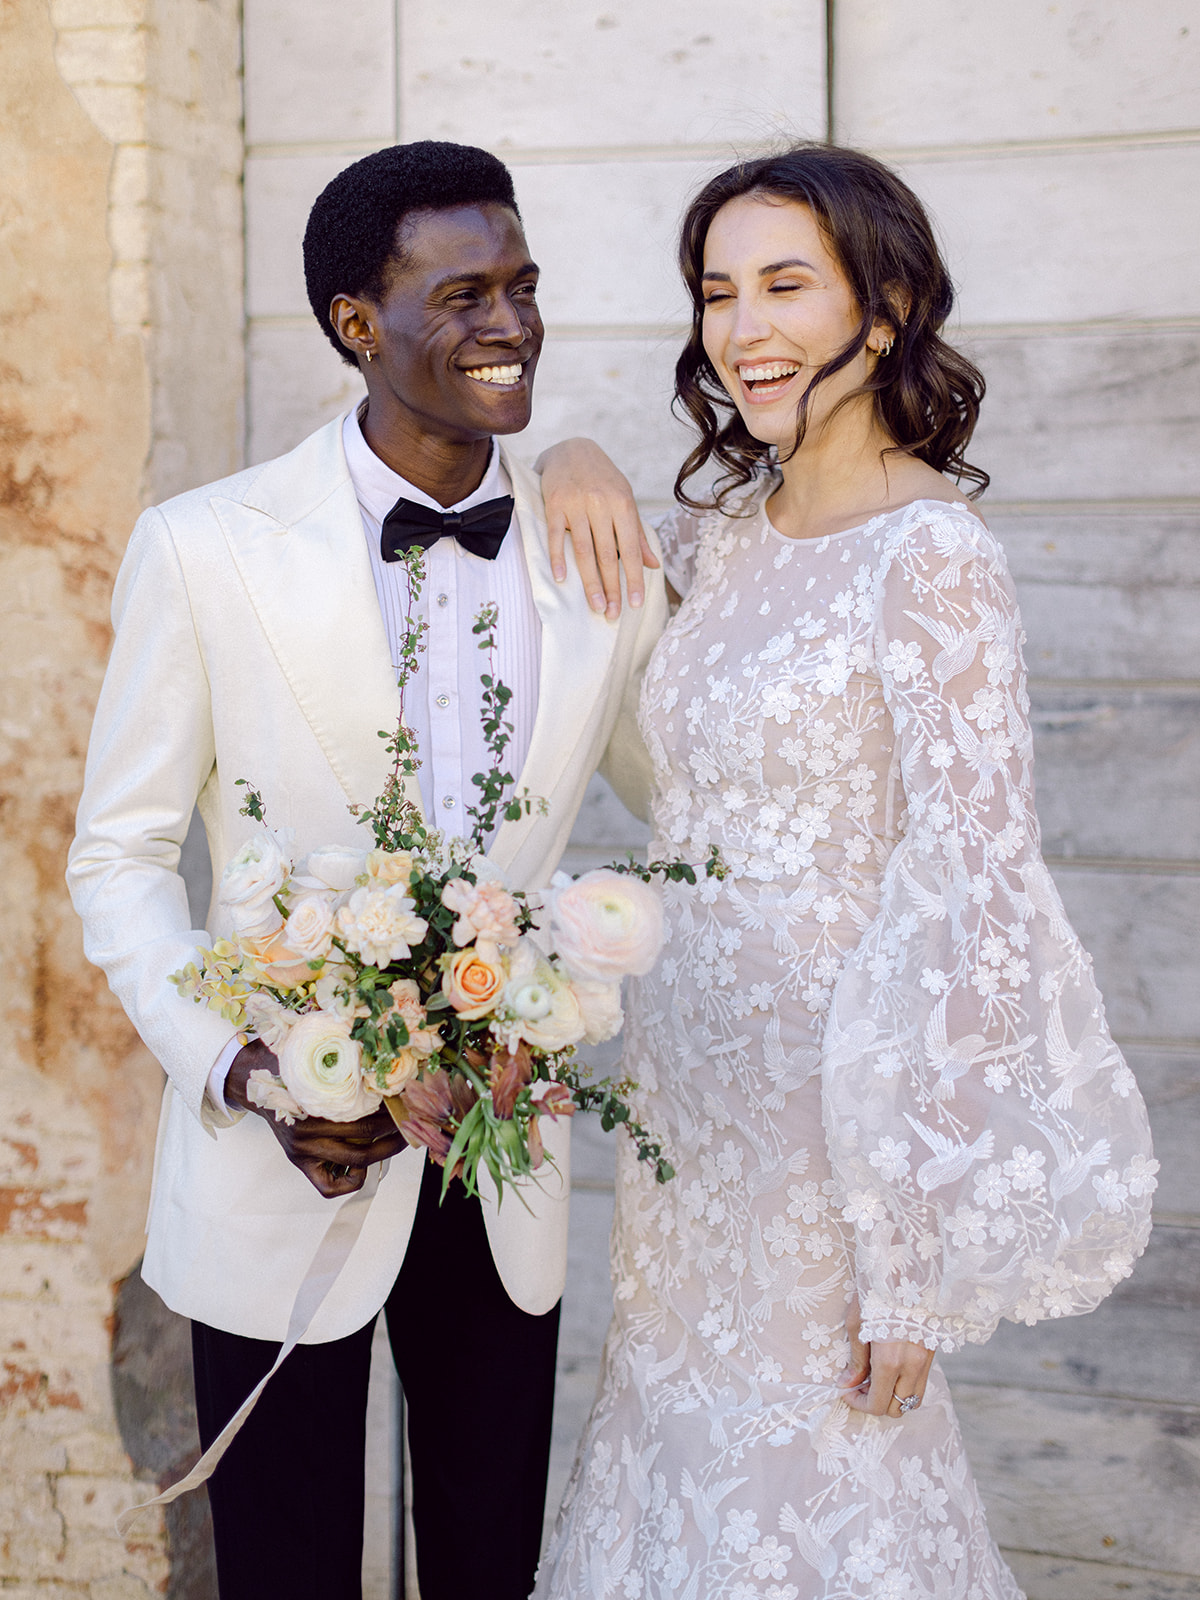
[673,143,988,509]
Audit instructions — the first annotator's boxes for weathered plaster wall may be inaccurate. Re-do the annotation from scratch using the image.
[1,0,241,1589]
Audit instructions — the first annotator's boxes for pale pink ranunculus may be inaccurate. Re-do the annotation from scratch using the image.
[572,979,625,1045]
[441,878,522,948]
[547,870,664,983]
[441,941,506,1019]
[221,830,292,937]
[276,1012,380,1122]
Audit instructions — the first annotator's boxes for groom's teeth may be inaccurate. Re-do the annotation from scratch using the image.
[742,363,800,383]
[465,364,523,386]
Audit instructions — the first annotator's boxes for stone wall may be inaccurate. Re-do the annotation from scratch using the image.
[0,0,241,1590]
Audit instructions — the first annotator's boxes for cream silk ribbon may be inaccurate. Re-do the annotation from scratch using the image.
[115,1163,384,1536]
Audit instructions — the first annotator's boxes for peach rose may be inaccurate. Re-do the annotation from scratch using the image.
[240,925,318,990]
[442,941,506,1019]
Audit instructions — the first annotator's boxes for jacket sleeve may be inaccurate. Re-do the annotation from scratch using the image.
[820,506,1156,1351]
[598,522,668,824]
[66,507,240,1131]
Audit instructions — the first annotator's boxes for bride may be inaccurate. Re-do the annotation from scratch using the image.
[535,143,1155,1598]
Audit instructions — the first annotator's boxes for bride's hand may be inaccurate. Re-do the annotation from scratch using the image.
[837,1299,935,1419]
[535,436,660,620]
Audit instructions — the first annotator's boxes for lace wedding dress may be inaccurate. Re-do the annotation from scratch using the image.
[534,491,1155,1600]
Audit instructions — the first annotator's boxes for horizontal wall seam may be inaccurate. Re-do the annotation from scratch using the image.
[1026,678,1200,691]
[1044,856,1200,876]
[1112,1037,1200,1052]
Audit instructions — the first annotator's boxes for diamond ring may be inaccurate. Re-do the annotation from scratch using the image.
[896,1394,921,1415]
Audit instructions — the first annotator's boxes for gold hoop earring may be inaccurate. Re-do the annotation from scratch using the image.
[877,337,893,358]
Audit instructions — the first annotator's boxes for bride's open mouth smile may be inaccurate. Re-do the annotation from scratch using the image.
[735,360,803,404]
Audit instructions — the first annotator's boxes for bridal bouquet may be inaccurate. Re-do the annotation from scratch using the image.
[172,558,720,1199]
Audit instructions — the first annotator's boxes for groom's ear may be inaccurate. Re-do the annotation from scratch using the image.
[330,294,378,366]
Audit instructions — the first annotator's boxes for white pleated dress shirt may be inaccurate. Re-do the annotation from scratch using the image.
[207,409,542,1107]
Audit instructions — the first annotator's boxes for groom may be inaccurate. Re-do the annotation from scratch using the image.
[68,142,664,1600]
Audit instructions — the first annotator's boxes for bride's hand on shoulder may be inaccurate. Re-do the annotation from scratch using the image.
[535,436,660,620]
[837,1299,935,1419]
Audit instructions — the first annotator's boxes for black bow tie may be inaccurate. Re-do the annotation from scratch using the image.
[380,494,514,563]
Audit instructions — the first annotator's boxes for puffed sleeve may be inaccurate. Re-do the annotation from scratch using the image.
[654,504,708,599]
[821,504,1156,1352]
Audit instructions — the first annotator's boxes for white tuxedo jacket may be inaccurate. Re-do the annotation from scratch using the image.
[67,415,665,1341]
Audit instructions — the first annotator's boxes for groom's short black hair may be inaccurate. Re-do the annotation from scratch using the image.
[303,141,521,366]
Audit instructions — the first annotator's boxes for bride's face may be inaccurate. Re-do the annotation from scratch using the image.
[700,193,880,450]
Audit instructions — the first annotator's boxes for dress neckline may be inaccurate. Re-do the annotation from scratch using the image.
[760,493,987,548]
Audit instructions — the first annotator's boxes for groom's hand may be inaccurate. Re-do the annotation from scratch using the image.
[225,1040,409,1198]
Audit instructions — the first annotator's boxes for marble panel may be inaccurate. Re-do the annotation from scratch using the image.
[245,151,357,318]
[965,329,1200,503]
[995,511,1200,591]
[898,142,1200,326]
[398,0,825,151]
[835,0,1200,145]
[1029,690,1200,862]
[1020,587,1200,681]
[1053,867,1200,1041]
[1001,1553,1200,1600]
[244,0,395,147]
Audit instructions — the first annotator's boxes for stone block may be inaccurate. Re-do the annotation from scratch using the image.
[1029,689,1199,861]
[569,772,652,852]
[559,1187,616,1366]
[50,0,143,26]
[245,151,351,318]
[966,329,1200,503]
[1129,1048,1200,1222]
[244,0,395,146]
[53,24,147,85]
[1004,1550,1200,1600]
[897,143,1200,327]
[996,510,1200,591]
[1054,866,1199,1040]
[515,334,692,506]
[246,323,364,465]
[950,1384,1200,1574]
[516,156,718,328]
[835,0,1200,145]
[1020,585,1200,681]
[68,80,144,143]
[399,0,825,150]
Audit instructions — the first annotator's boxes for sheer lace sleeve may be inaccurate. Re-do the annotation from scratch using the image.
[821,504,1156,1352]
[654,504,708,598]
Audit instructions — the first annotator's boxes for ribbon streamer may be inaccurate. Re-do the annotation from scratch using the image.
[115,1165,383,1536]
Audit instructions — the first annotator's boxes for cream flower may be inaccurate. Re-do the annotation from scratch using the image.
[441,878,522,947]
[378,1049,422,1094]
[442,941,507,1019]
[517,977,585,1052]
[312,965,363,1020]
[335,884,428,968]
[297,844,367,893]
[246,1069,304,1125]
[279,893,336,963]
[240,924,318,990]
[547,869,664,982]
[276,1013,380,1122]
[572,979,625,1045]
[221,830,292,937]
[366,849,414,887]
[242,990,297,1051]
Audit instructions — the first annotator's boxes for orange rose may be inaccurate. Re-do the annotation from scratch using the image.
[442,941,506,1019]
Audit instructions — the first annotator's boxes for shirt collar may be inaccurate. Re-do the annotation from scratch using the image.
[342,405,507,526]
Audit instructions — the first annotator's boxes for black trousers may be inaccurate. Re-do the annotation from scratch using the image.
[192,1157,561,1600]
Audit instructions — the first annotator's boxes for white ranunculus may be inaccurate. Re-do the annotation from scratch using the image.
[572,979,625,1045]
[280,893,335,962]
[547,869,664,982]
[504,976,555,1022]
[276,1012,380,1122]
[517,975,585,1053]
[298,845,367,893]
[221,830,293,937]
[335,884,428,968]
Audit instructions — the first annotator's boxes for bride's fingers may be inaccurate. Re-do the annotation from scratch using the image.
[885,1345,934,1419]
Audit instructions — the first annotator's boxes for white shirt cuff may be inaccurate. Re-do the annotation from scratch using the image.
[205,1034,245,1124]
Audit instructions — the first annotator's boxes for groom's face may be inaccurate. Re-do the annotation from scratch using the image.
[364,202,543,441]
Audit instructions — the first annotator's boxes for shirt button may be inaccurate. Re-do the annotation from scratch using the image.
[442,795,456,809]
[435,693,450,708]
[436,593,449,608]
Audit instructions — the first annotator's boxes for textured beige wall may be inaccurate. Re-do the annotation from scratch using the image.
[1,0,242,1587]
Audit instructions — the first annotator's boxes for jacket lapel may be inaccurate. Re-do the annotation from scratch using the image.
[210,416,424,822]
[488,446,619,874]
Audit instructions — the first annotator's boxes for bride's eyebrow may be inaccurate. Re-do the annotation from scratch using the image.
[701,259,818,282]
